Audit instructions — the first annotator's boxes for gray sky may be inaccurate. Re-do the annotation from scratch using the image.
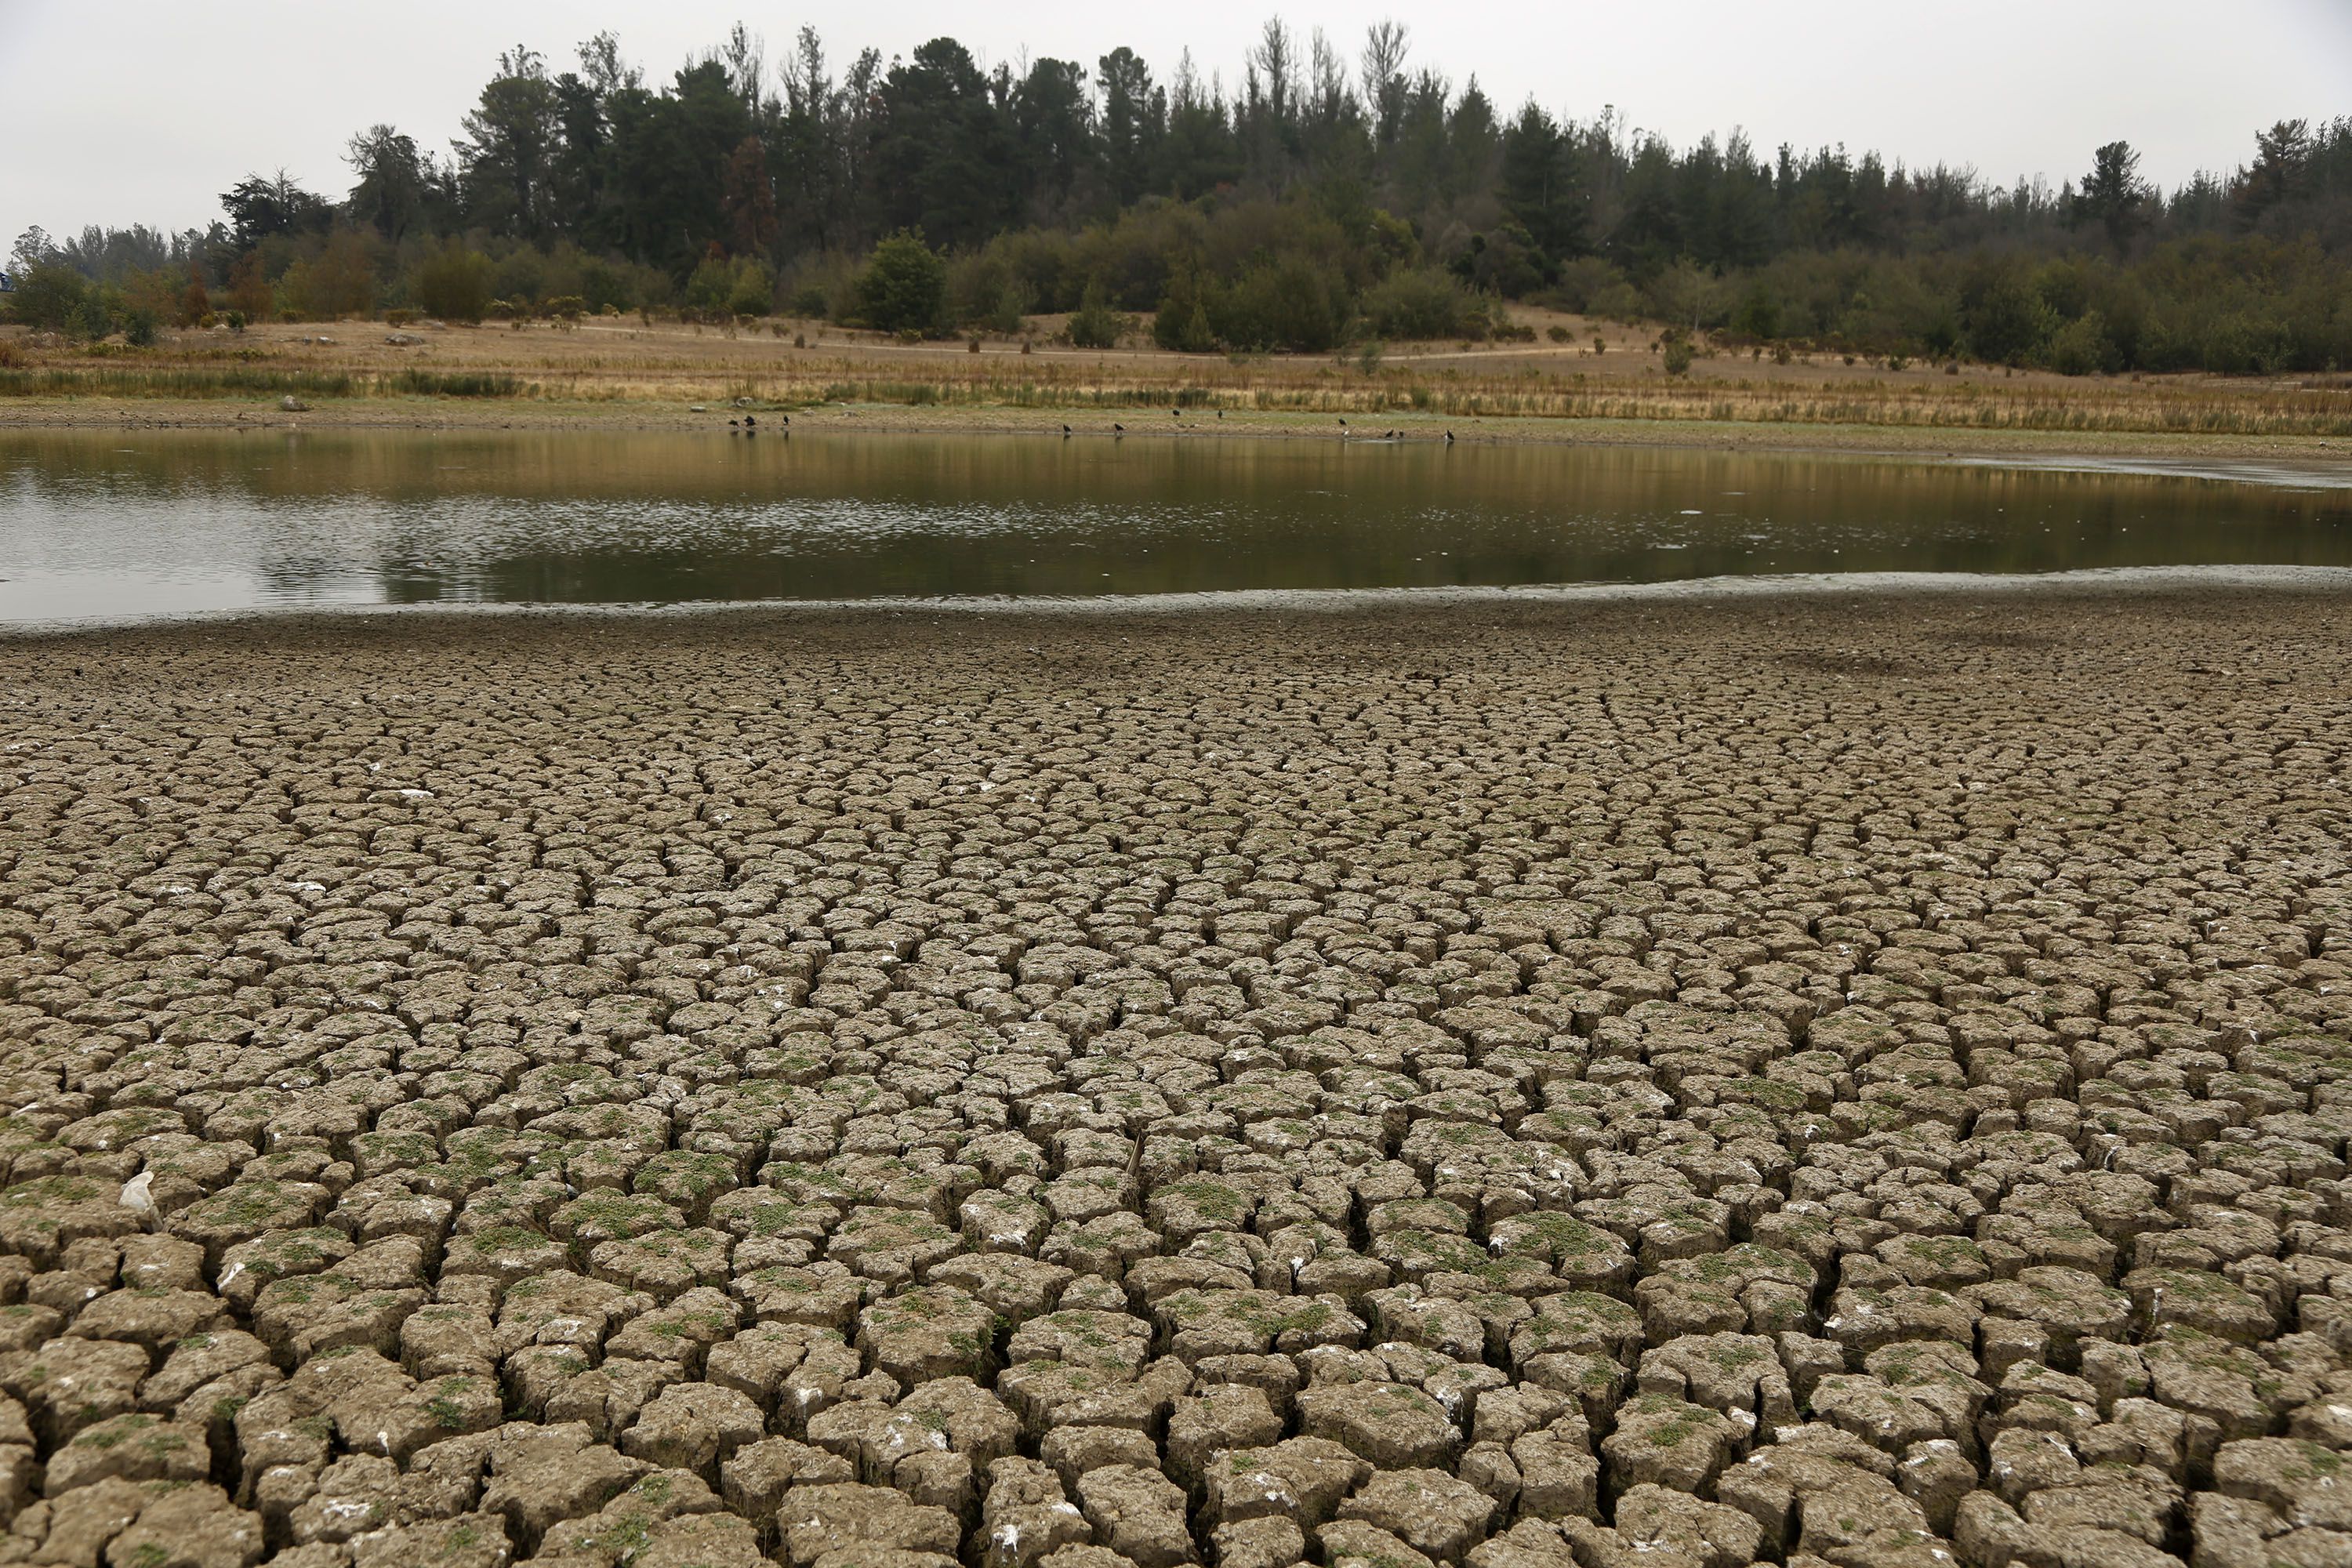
[4,0,2349,242]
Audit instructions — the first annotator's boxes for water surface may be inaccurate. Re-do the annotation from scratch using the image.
[2,430,2347,623]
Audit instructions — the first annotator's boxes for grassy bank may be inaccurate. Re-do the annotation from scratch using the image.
[4,312,2350,452]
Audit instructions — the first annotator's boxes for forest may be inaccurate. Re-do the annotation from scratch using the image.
[6,19,2350,375]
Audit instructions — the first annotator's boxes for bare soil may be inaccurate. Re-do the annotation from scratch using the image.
[0,584,2347,1567]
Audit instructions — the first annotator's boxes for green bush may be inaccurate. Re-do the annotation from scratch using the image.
[856,230,946,336]
[1547,256,1631,314]
[2198,310,2296,376]
[1960,263,2053,366]
[1662,332,1695,376]
[1152,270,1218,352]
[1213,260,1346,353]
[988,284,1033,336]
[683,255,761,321]
[1153,296,1215,353]
[2040,311,2118,376]
[1362,267,1487,341]
[72,289,118,342]
[726,263,773,318]
[1733,285,1782,339]
[946,251,1011,328]
[7,263,91,335]
[1066,285,1127,349]
[413,244,493,325]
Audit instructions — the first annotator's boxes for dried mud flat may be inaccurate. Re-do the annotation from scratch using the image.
[1,586,2350,1568]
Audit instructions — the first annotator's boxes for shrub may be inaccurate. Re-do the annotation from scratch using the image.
[7,264,90,335]
[1733,285,1782,340]
[123,309,158,348]
[2197,310,2295,376]
[946,251,1012,328]
[987,283,1033,336]
[726,265,772,319]
[546,296,586,321]
[1152,297,1215,353]
[1152,271,1217,352]
[176,273,210,328]
[413,244,493,325]
[1214,260,1346,354]
[1547,325,1570,343]
[2041,312,2119,376]
[1961,261,2053,366]
[1361,267,1486,341]
[1548,256,1631,314]
[71,289,117,342]
[1588,281,1645,322]
[856,230,946,336]
[683,256,735,320]
[1662,333,1695,376]
[1065,285,1127,349]
[225,253,274,323]
[283,229,376,321]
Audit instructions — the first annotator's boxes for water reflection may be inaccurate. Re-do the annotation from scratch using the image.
[1,429,2346,622]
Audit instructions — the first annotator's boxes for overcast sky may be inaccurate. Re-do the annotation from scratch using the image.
[4,0,2348,242]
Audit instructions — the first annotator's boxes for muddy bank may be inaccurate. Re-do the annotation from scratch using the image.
[1,585,2349,1568]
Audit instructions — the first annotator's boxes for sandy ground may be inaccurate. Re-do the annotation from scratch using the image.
[0,583,2348,1566]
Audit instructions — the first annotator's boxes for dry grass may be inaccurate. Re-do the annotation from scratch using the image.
[5,310,2349,439]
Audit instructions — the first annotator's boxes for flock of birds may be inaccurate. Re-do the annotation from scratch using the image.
[1063,414,1456,443]
[717,406,1459,443]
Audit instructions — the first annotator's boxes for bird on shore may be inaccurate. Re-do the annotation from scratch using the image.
[1216,410,1224,420]
[1113,423,1125,435]
[1062,424,1073,437]
[744,415,757,428]
[1171,408,1181,419]
[1445,430,1456,444]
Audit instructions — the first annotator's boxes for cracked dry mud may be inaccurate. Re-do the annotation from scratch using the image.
[1,586,2349,1568]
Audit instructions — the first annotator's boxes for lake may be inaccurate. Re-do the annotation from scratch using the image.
[2,428,2347,623]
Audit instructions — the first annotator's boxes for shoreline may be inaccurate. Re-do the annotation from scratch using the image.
[6,394,2352,466]
[11,561,2352,642]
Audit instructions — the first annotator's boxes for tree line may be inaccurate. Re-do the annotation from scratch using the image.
[7,19,2350,374]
